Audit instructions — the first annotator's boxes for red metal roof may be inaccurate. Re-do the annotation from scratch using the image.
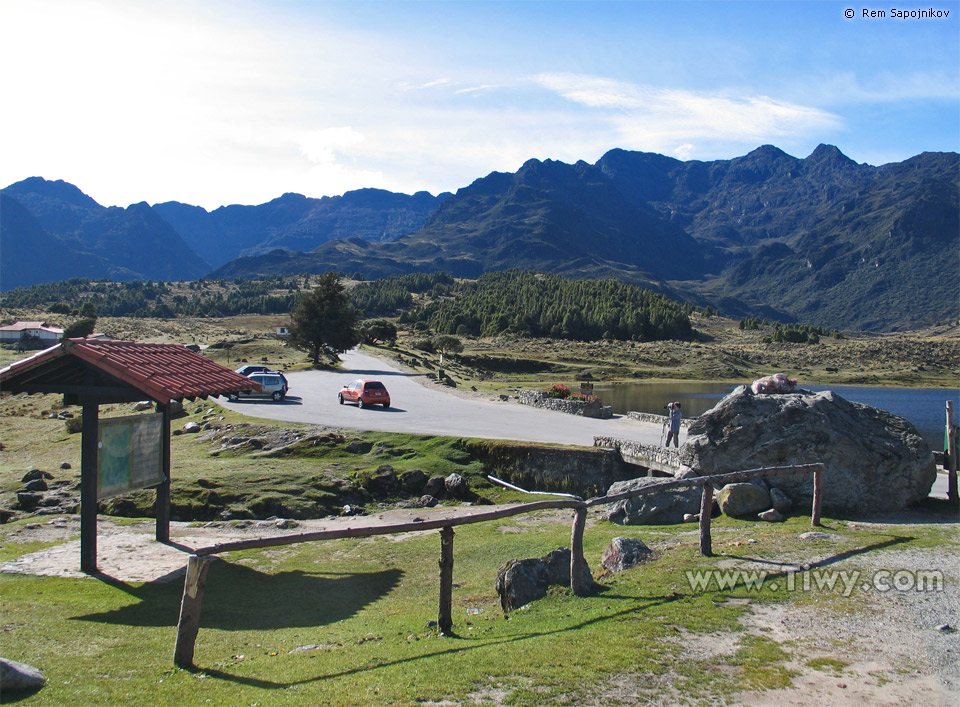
[0,339,260,404]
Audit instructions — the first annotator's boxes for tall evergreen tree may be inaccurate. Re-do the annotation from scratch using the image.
[289,272,360,364]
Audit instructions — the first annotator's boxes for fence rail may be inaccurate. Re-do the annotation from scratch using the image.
[173,462,824,668]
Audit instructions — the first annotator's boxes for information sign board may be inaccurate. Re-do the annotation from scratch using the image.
[97,413,164,500]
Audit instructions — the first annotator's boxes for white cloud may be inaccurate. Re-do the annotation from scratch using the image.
[298,127,366,165]
[531,72,843,151]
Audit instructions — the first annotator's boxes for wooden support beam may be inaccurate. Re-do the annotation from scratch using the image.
[569,507,589,596]
[194,499,582,556]
[586,463,824,508]
[80,404,99,573]
[698,484,714,556]
[437,527,454,635]
[811,468,823,527]
[947,400,958,503]
[174,555,211,668]
[155,402,171,543]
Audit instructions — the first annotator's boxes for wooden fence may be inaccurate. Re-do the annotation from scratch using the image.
[173,462,823,668]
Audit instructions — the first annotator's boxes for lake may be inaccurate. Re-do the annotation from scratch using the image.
[591,381,959,449]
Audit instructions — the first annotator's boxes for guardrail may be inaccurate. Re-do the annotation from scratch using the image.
[173,463,824,669]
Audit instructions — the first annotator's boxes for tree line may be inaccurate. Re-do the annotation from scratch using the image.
[2,276,302,318]
[397,270,694,341]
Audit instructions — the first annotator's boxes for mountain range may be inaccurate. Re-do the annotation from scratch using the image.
[2,144,957,331]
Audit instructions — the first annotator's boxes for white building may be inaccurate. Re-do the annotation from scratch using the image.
[0,321,65,345]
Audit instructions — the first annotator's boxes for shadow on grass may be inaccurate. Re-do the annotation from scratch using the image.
[195,590,688,689]
[71,562,403,631]
[192,536,918,689]
[721,535,911,570]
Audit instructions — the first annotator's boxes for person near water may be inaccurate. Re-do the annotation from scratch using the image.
[665,401,682,447]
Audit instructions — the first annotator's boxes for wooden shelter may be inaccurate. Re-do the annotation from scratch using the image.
[0,339,259,573]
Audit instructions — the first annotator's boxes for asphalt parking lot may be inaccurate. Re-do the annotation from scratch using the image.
[219,349,665,447]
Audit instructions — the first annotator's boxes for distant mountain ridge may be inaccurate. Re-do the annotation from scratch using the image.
[3,144,957,332]
[1,179,450,287]
[215,144,952,331]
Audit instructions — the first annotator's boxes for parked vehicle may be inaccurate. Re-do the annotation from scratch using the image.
[228,372,289,402]
[235,364,271,376]
[338,379,390,408]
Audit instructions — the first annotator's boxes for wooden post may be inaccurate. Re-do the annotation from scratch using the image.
[569,506,589,596]
[174,555,211,668]
[947,400,958,503]
[811,468,823,526]
[80,403,100,573]
[437,526,454,635]
[155,402,171,543]
[698,484,714,556]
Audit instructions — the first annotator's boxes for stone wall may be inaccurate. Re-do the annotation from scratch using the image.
[517,389,613,419]
[626,411,693,429]
[594,436,683,471]
[466,441,641,497]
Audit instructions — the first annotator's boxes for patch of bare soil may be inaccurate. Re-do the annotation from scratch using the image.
[0,506,538,583]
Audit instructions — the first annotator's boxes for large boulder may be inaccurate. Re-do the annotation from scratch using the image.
[717,482,771,516]
[681,386,935,513]
[0,658,46,693]
[606,476,702,525]
[495,547,592,613]
[601,537,654,573]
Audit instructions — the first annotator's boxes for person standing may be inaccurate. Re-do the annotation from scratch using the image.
[665,401,682,448]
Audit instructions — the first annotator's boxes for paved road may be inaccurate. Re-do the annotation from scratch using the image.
[220,349,667,447]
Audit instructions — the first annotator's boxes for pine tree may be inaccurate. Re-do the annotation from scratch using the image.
[289,272,360,364]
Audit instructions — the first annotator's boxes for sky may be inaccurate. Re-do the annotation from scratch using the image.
[1,0,957,210]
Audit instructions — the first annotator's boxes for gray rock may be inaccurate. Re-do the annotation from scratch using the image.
[683,513,699,523]
[362,466,400,497]
[134,401,154,411]
[60,462,71,470]
[22,469,53,482]
[799,531,839,541]
[718,483,771,517]
[682,386,935,513]
[400,469,427,493]
[758,508,785,522]
[23,479,48,492]
[423,476,446,498]
[0,657,46,692]
[16,492,42,510]
[182,421,201,433]
[769,487,793,514]
[495,547,592,613]
[444,473,470,500]
[418,495,438,508]
[607,476,702,525]
[601,537,654,573]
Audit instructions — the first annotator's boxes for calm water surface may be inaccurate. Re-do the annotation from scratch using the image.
[592,381,959,449]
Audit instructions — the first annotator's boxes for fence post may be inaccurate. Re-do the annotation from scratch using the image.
[698,484,714,556]
[811,468,823,526]
[174,555,211,668]
[947,400,958,503]
[570,506,589,596]
[437,526,455,635]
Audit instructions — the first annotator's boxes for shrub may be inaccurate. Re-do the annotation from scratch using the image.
[545,383,572,399]
[569,393,599,404]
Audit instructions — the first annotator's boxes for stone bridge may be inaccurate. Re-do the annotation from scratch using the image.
[594,435,684,475]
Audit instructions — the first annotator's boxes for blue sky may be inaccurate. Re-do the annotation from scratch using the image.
[1,0,957,209]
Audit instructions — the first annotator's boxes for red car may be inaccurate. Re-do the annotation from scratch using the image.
[338,378,391,408]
